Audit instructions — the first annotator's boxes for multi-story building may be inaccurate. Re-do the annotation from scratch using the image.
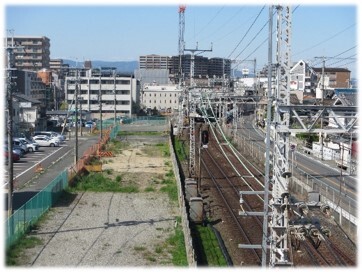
[138,54,232,84]
[141,84,181,113]
[65,69,139,119]
[312,67,351,88]
[208,57,231,78]
[6,36,50,71]
[139,54,170,70]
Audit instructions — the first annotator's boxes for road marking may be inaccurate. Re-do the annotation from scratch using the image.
[296,159,357,199]
[15,146,67,179]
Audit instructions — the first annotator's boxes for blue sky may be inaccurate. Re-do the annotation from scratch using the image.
[3,1,359,77]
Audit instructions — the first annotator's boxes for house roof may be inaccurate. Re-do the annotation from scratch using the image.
[290,93,300,105]
[333,92,358,106]
[13,94,41,104]
[312,67,350,73]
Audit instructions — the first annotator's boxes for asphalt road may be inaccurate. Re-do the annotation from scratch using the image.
[5,134,100,211]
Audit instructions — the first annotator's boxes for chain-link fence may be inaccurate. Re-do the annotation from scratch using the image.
[6,124,121,251]
[5,170,68,250]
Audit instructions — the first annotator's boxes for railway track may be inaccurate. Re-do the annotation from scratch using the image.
[190,122,356,266]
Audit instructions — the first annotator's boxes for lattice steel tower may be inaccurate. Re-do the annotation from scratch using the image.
[269,5,293,266]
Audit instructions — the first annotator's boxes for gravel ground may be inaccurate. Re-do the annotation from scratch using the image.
[25,192,178,267]
[15,128,182,267]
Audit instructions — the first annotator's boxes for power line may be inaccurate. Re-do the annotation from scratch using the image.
[227,5,266,59]
[327,54,357,67]
[198,7,245,43]
[313,45,357,66]
[232,5,298,69]
[232,14,269,61]
[194,6,225,38]
[293,23,356,57]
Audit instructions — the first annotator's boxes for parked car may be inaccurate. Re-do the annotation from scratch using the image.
[5,141,25,157]
[85,121,95,128]
[34,131,65,143]
[33,136,60,147]
[4,146,20,163]
[50,132,66,142]
[12,138,28,154]
[10,146,24,158]
[19,138,40,152]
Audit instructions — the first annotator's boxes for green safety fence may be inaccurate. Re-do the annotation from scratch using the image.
[121,116,168,125]
[5,170,68,250]
[110,124,120,139]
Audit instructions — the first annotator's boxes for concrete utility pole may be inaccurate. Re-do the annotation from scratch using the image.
[74,69,79,165]
[6,30,16,217]
[113,70,117,126]
[99,72,103,138]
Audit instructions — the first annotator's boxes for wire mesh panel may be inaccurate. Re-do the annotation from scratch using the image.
[5,170,68,250]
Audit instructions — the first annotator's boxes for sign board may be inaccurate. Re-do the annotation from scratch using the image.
[19,102,32,108]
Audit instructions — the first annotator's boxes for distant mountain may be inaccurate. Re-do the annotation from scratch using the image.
[63,59,139,73]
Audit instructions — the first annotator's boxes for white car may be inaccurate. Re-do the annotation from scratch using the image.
[19,138,40,152]
[51,132,66,142]
[33,135,60,147]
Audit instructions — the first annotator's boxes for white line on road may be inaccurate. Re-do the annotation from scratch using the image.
[15,146,67,179]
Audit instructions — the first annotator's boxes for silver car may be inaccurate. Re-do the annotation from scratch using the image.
[19,138,40,152]
[33,135,60,147]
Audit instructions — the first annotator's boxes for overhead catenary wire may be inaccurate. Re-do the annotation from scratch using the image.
[312,45,357,67]
[231,5,299,71]
[292,23,356,57]
[197,7,245,43]
[227,5,266,59]
[193,6,225,39]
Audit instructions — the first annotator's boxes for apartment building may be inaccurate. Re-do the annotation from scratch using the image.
[139,54,170,69]
[312,67,351,88]
[65,69,139,119]
[6,36,50,71]
[139,54,232,84]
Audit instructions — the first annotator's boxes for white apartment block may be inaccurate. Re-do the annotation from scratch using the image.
[141,84,181,113]
[65,69,139,119]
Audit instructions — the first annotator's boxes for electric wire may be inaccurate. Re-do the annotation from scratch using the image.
[292,23,356,57]
[227,5,266,59]
[312,46,357,67]
[327,54,357,67]
[198,7,245,43]
[194,6,225,39]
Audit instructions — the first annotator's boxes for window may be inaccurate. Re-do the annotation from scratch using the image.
[119,80,130,85]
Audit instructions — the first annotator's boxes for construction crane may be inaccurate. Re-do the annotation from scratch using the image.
[178,5,186,84]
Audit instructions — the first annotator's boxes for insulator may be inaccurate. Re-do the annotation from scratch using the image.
[308,227,319,238]
[297,226,307,237]
[320,204,331,215]
[297,203,309,215]
[321,226,331,237]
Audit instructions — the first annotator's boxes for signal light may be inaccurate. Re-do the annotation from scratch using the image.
[201,130,209,145]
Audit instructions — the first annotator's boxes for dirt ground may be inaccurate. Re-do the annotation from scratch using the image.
[15,134,182,267]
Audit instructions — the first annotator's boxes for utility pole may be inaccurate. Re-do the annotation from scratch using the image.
[113,70,117,126]
[99,72,103,138]
[6,30,16,217]
[321,57,325,160]
[79,96,83,137]
[74,69,79,165]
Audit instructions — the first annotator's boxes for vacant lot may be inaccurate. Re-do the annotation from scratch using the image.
[12,132,186,267]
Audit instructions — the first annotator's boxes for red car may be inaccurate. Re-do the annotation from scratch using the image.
[4,147,20,164]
